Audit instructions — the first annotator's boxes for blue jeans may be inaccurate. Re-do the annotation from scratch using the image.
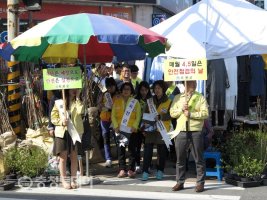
[100,121,112,161]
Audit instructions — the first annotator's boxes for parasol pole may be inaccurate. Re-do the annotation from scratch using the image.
[185,80,187,95]
[62,89,66,118]
[83,44,90,179]
[185,81,189,131]
[83,45,88,112]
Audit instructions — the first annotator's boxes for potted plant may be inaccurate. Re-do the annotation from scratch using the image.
[223,129,267,185]
[4,147,19,180]
[222,131,251,180]
[234,155,265,184]
[15,145,50,187]
[252,128,267,183]
[4,145,49,186]
[16,145,48,178]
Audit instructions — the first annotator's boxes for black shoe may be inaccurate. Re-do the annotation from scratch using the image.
[195,184,204,192]
[172,183,184,191]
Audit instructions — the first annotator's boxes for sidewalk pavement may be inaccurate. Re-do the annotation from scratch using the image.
[89,159,223,185]
[0,157,228,199]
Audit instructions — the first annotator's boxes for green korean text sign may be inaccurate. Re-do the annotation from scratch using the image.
[43,67,82,90]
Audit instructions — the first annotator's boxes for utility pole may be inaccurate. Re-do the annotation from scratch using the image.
[7,0,21,135]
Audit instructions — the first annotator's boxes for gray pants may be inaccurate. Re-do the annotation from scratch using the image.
[175,131,205,184]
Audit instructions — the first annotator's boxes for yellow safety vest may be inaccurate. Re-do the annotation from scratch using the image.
[111,96,141,129]
[156,98,172,132]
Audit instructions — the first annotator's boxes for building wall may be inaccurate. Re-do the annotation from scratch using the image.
[158,0,192,14]
[0,1,176,43]
[134,5,153,28]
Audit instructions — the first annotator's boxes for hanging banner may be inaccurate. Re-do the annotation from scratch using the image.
[164,58,207,81]
[43,67,82,90]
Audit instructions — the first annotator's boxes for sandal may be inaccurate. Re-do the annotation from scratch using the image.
[71,182,78,189]
[71,177,78,189]
[62,181,71,189]
[61,177,71,189]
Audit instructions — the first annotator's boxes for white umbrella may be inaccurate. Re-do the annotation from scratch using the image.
[151,0,267,59]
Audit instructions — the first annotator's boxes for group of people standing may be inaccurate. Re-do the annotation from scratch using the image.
[48,62,209,193]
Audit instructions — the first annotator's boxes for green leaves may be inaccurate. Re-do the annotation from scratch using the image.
[234,156,265,178]
[4,146,48,178]
[223,129,267,177]
[4,147,19,174]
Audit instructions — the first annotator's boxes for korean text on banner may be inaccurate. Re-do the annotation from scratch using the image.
[43,67,82,90]
[164,58,207,81]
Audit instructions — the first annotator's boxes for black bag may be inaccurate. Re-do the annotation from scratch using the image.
[79,113,92,154]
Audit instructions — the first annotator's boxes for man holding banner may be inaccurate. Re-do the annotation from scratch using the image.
[170,80,209,193]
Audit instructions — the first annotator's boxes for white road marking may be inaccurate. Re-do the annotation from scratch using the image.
[102,178,245,190]
[15,187,241,200]
[0,199,34,200]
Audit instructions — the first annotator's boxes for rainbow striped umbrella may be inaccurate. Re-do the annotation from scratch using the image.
[1,13,167,63]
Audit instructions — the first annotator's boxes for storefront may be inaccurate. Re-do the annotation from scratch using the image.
[0,1,134,43]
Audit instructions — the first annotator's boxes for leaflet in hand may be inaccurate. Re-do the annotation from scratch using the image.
[142,113,157,122]
[119,124,132,134]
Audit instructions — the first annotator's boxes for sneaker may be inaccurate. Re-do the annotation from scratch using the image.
[127,170,136,178]
[117,170,127,178]
[156,170,163,180]
[142,172,149,181]
[105,160,112,168]
[135,166,142,174]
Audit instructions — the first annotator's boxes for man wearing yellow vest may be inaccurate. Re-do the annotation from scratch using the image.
[170,80,209,193]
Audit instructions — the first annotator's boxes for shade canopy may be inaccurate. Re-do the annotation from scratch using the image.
[1,13,167,63]
[151,0,267,60]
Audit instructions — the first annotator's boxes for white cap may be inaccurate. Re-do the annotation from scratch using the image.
[106,63,113,68]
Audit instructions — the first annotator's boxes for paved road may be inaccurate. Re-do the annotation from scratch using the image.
[1,160,267,200]
[1,175,266,200]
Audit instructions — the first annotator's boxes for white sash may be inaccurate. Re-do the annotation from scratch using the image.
[120,98,138,134]
[55,100,81,145]
[104,92,113,109]
[147,98,172,150]
[94,77,107,92]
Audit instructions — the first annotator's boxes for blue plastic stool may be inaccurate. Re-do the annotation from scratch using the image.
[203,151,223,181]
